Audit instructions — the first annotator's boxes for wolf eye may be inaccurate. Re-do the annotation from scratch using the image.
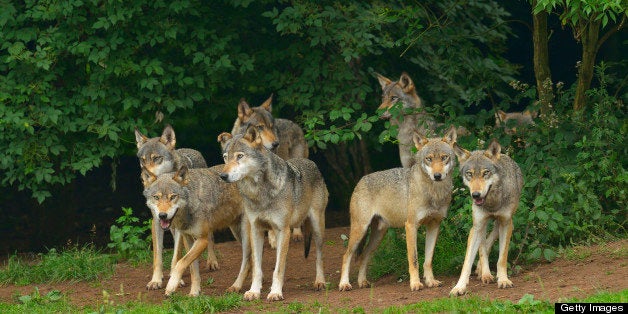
[441,155,449,162]
[425,157,432,162]
[153,156,163,163]
[465,171,472,179]
[153,195,160,200]
[256,125,264,131]
[482,170,491,177]
[169,194,178,201]
[236,153,244,160]
[222,153,228,160]
[391,96,399,102]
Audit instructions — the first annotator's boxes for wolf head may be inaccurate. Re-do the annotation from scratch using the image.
[231,95,279,151]
[135,125,178,175]
[495,110,537,134]
[217,126,267,183]
[454,139,502,206]
[376,72,422,120]
[412,125,457,181]
[141,166,190,230]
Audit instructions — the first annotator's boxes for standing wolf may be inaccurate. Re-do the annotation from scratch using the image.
[134,125,218,291]
[229,95,309,244]
[338,126,457,292]
[376,72,437,168]
[142,165,250,296]
[450,139,523,296]
[219,126,328,301]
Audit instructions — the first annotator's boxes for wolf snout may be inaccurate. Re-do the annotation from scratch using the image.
[272,141,280,149]
[471,192,481,199]
[158,213,168,220]
[219,173,229,182]
[433,173,442,181]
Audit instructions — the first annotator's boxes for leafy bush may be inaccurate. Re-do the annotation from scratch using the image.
[107,207,151,263]
[370,66,626,280]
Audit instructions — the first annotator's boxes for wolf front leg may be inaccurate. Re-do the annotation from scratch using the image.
[147,218,165,290]
[267,227,291,301]
[496,213,515,289]
[423,220,443,288]
[227,219,252,293]
[405,220,423,291]
[165,234,207,296]
[243,223,265,301]
[450,211,489,296]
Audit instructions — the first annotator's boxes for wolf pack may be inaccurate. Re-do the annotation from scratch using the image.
[133,72,528,301]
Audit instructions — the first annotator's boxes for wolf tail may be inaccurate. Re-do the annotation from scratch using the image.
[302,218,313,258]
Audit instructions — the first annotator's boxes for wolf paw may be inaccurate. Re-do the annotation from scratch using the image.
[291,229,304,242]
[178,279,186,287]
[449,286,467,296]
[314,281,326,291]
[243,291,260,301]
[188,288,200,297]
[357,279,371,289]
[424,278,442,288]
[497,278,513,289]
[206,260,220,271]
[480,273,494,284]
[267,292,284,301]
[226,285,241,293]
[146,280,162,290]
[338,282,353,291]
[409,281,424,291]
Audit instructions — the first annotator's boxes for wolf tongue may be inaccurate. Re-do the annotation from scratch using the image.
[160,219,171,230]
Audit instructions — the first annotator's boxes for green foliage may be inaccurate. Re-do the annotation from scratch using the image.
[369,66,626,281]
[0,245,115,285]
[167,292,243,313]
[534,0,627,29]
[0,0,254,202]
[16,287,63,305]
[107,207,151,263]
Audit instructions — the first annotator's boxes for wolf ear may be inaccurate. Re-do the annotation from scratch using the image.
[376,73,392,90]
[173,165,189,186]
[453,142,471,163]
[134,127,149,149]
[412,131,429,150]
[237,99,253,121]
[484,138,502,160]
[443,125,457,145]
[159,125,176,150]
[217,132,233,150]
[140,166,157,187]
[243,125,263,147]
[495,110,507,122]
[398,72,416,93]
[260,94,273,113]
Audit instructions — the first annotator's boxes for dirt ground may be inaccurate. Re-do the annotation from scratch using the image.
[0,226,626,312]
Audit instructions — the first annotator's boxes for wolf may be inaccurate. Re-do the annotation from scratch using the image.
[376,72,436,168]
[495,110,537,134]
[218,126,328,301]
[229,95,309,244]
[338,126,458,292]
[449,139,523,296]
[141,165,250,296]
[134,125,219,291]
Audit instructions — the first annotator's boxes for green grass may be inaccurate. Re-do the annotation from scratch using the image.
[0,286,625,313]
[0,244,116,285]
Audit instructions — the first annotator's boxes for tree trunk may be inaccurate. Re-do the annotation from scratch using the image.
[532,5,553,115]
[573,19,601,111]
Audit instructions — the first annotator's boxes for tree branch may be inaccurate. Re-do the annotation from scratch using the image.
[596,14,626,51]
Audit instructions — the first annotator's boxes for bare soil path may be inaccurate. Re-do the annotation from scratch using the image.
[1,227,626,312]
